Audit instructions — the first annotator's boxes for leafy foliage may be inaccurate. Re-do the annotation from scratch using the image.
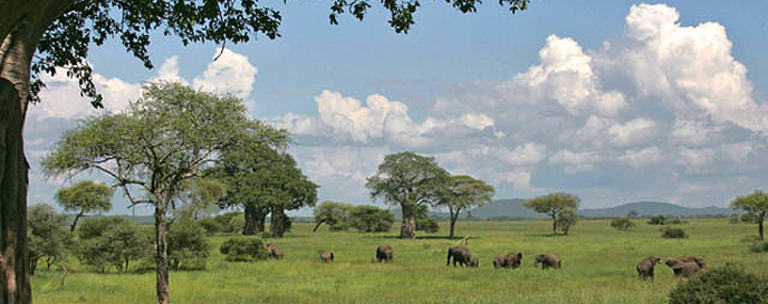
[348,206,395,233]
[28,204,72,275]
[524,193,580,235]
[435,175,494,238]
[54,180,113,231]
[669,265,768,304]
[366,152,449,238]
[177,178,227,220]
[610,217,636,232]
[313,201,355,231]
[731,190,768,240]
[415,205,439,234]
[77,218,150,273]
[197,212,244,234]
[219,238,270,262]
[555,208,578,235]
[662,227,688,239]
[648,215,667,225]
[167,219,209,270]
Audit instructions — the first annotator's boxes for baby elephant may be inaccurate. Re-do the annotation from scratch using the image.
[446,247,473,267]
[636,256,661,280]
[664,256,705,277]
[469,258,479,268]
[493,252,523,269]
[535,254,561,270]
[373,245,393,263]
[265,242,284,260]
[320,251,334,263]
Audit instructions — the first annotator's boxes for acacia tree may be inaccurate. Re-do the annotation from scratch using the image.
[731,190,768,240]
[555,208,578,235]
[42,82,275,304]
[313,201,354,232]
[366,152,449,239]
[524,193,580,236]
[176,178,227,220]
[1,1,530,302]
[54,180,113,232]
[436,175,494,239]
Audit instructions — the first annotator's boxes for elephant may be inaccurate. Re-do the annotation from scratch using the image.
[375,245,394,263]
[636,256,661,280]
[493,252,523,269]
[265,242,283,260]
[320,251,334,263]
[446,247,473,267]
[534,254,561,269]
[665,256,706,269]
[469,258,479,268]
[666,260,702,277]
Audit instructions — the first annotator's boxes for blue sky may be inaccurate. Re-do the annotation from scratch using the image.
[25,1,768,215]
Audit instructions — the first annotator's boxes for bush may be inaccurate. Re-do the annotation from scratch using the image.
[669,265,768,304]
[348,205,394,233]
[662,227,688,239]
[610,217,636,231]
[197,212,244,234]
[167,219,209,270]
[749,241,768,253]
[313,201,354,231]
[77,220,151,272]
[197,217,225,234]
[666,218,687,225]
[416,217,439,233]
[648,215,667,225]
[78,216,129,240]
[219,237,269,262]
[28,204,72,275]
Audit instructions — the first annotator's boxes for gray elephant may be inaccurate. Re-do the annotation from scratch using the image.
[664,257,704,277]
[447,247,473,267]
[320,251,334,263]
[665,256,706,269]
[534,254,561,269]
[375,245,393,263]
[636,256,661,280]
[493,252,522,269]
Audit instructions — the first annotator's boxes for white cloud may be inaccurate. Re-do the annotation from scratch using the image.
[619,146,664,167]
[192,48,258,99]
[549,149,600,173]
[676,148,714,169]
[607,118,658,147]
[669,120,723,147]
[460,113,494,130]
[152,56,188,85]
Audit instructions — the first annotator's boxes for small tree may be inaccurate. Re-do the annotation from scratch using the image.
[669,265,768,304]
[54,181,113,232]
[648,215,667,225]
[556,208,578,235]
[366,152,449,238]
[77,219,150,272]
[219,238,270,262]
[415,205,439,234]
[167,219,209,270]
[435,175,494,238]
[27,204,71,275]
[731,190,768,240]
[313,201,354,232]
[524,193,580,236]
[611,217,636,232]
[348,206,395,233]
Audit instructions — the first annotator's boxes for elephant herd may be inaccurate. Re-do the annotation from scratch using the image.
[267,242,705,279]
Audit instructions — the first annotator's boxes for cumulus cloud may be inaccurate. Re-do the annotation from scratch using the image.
[460,113,495,130]
[192,48,258,99]
[548,149,600,173]
[619,146,664,167]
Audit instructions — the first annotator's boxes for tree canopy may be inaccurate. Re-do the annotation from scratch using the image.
[731,190,768,240]
[54,180,113,232]
[524,192,580,236]
[313,201,355,232]
[436,175,494,238]
[366,151,449,238]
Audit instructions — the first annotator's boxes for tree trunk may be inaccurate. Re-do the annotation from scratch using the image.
[448,206,457,239]
[400,204,417,239]
[552,215,557,236]
[759,216,764,241]
[243,207,266,235]
[312,219,326,232]
[154,201,170,304]
[270,209,286,238]
[69,212,83,232]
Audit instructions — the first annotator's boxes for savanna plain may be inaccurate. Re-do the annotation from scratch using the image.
[32,219,767,304]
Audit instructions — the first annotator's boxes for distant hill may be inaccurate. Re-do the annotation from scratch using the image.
[579,201,735,218]
[468,199,547,219]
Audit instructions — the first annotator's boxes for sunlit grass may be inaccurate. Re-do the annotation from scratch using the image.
[33,219,767,303]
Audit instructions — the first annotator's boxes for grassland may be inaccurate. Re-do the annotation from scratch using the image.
[32,219,767,304]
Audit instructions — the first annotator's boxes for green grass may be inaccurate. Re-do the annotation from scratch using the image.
[33,219,768,303]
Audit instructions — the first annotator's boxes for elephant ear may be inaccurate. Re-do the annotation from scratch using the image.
[517,252,522,259]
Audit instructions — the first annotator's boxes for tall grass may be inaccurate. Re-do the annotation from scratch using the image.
[33,219,767,303]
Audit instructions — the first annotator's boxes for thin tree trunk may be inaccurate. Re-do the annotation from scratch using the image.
[270,209,286,238]
[243,206,265,235]
[154,200,170,304]
[312,219,326,232]
[448,206,457,239]
[400,204,417,239]
[759,217,764,241]
[69,212,83,232]
[552,215,557,236]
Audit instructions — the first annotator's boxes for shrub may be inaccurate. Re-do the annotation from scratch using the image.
[219,237,269,262]
[313,201,354,232]
[78,216,129,240]
[416,217,439,233]
[668,265,768,304]
[648,215,667,225]
[167,219,209,270]
[197,217,224,234]
[662,227,688,239]
[749,241,768,253]
[610,217,636,231]
[666,218,687,225]
[77,220,151,272]
[348,205,394,233]
[28,204,72,275]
